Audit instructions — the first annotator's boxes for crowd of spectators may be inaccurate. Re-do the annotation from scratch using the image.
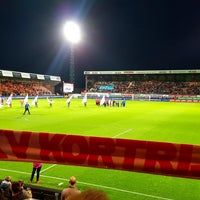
[0,176,32,200]
[0,80,52,96]
[0,175,109,200]
[89,80,200,95]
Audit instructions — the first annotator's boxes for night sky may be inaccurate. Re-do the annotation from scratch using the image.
[1,0,200,88]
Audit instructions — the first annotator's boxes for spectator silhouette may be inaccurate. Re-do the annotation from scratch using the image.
[61,176,81,200]
[0,176,12,200]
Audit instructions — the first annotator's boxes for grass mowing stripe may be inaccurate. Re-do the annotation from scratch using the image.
[0,167,172,200]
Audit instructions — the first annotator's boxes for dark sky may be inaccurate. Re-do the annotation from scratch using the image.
[1,0,200,88]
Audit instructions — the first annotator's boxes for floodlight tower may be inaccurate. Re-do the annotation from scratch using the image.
[63,21,81,86]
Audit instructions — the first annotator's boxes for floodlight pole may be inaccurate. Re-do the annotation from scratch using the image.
[85,75,88,92]
[69,44,75,85]
[63,21,81,89]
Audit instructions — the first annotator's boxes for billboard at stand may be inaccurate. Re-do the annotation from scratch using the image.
[63,82,74,93]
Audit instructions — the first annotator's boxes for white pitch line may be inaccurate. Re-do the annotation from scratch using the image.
[0,167,173,200]
[41,164,57,173]
[0,168,30,175]
[112,128,132,138]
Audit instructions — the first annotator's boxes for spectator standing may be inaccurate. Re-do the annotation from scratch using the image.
[61,176,81,200]
[30,162,42,184]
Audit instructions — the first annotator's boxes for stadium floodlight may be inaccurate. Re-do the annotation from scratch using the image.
[63,21,81,44]
[63,21,81,87]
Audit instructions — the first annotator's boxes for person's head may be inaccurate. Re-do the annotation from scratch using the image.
[66,189,109,200]
[5,176,11,182]
[11,182,21,194]
[80,189,109,200]
[18,180,25,190]
[69,176,77,186]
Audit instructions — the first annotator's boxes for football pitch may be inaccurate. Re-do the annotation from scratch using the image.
[0,98,200,200]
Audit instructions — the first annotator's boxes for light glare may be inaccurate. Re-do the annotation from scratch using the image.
[63,21,81,44]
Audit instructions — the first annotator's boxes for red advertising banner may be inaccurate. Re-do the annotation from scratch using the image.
[0,129,200,179]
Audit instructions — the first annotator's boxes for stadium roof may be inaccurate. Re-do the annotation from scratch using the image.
[84,69,200,75]
[0,69,61,82]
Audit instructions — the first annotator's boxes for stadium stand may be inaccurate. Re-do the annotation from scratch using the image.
[84,69,200,95]
[0,69,61,97]
[88,80,200,95]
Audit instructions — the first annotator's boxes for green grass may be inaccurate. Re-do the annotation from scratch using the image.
[0,98,200,200]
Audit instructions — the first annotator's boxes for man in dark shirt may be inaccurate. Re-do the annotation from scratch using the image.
[23,102,30,115]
